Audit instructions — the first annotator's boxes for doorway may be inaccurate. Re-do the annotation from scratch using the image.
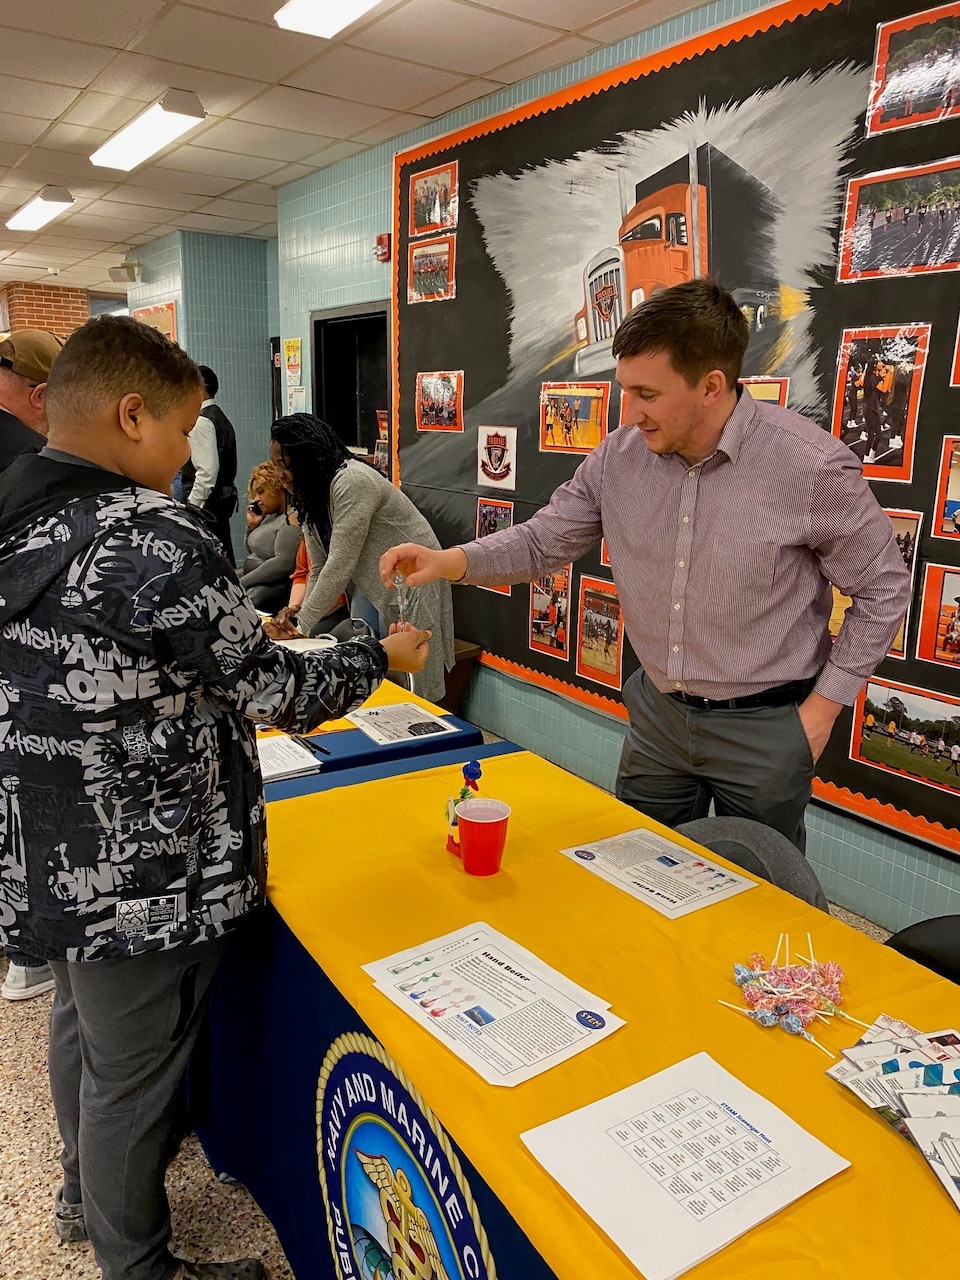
[311,303,388,455]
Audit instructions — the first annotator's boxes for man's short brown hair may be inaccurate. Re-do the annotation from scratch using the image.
[611,278,749,389]
[45,315,202,425]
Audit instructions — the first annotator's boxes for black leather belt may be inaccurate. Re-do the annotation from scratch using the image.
[667,677,816,711]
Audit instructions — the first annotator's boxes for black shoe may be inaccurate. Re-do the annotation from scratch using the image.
[177,1260,267,1279]
[54,1188,87,1243]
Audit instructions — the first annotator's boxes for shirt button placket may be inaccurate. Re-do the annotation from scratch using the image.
[667,467,698,686]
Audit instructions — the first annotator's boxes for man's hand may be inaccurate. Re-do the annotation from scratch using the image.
[380,623,431,672]
[797,691,843,764]
[379,544,467,589]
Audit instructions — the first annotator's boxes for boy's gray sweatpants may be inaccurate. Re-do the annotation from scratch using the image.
[49,938,227,1280]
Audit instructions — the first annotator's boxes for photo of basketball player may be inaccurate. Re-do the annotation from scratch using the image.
[867,3,960,137]
[475,499,514,595]
[741,377,790,406]
[408,236,456,303]
[539,382,609,455]
[830,510,922,658]
[529,564,572,659]
[838,157,960,282]
[416,370,464,431]
[851,676,960,798]
[830,325,929,482]
[576,576,623,690]
[917,564,960,669]
[410,162,459,237]
[933,437,960,540]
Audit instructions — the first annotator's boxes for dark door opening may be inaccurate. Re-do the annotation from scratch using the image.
[312,307,388,455]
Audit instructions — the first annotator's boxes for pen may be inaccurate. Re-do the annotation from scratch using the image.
[295,734,331,756]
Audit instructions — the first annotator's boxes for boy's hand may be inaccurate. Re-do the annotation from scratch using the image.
[380,623,431,672]
[264,608,301,640]
[379,544,467,588]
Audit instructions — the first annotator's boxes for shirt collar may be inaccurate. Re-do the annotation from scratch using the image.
[713,385,754,466]
[200,398,215,409]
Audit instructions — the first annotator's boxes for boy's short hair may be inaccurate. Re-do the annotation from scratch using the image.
[612,278,749,389]
[45,315,202,423]
[198,364,218,398]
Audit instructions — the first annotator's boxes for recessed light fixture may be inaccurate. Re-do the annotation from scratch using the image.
[274,0,381,39]
[90,89,206,172]
[5,186,75,231]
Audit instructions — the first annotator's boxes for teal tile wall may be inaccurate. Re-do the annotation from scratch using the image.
[126,232,184,340]
[274,0,957,930]
[266,238,280,338]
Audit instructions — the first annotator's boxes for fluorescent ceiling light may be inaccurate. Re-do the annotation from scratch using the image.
[90,89,206,172]
[274,0,381,38]
[5,186,75,231]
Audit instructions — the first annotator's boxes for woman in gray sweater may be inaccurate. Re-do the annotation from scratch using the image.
[239,461,302,613]
[266,414,454,703]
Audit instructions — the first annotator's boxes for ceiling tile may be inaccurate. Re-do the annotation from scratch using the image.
[3,0,167,48]
[223,181,279,206]
[133,166,239,197]
[259,162,316,187]
[0,76,81,121]
[154,145,278,181]
[467,0,625,29]
[179,0,296,23]
[0,144,28,168]
[245,223,279,238]
[79,199,178,224]
[32,233,133,251]
[288,47,465,112]
[197,198,278,221]
[195,119,324,162]
[66,211,166,234]
[410,77,504,117]
[61,92,148,132]
[176,211,264,234]
[350,0,556,75]
[0,113,50,146]
[1,166,111,200]
[349,112,430,146]
[487,34,601,82]
[234,86,392,140]
[100,185,210,212]
[86,53,266,117]
[0,265,48,281]
[0,31,115,90]
[1,250,75,267]
[13,147,112,180]
[301,140,369,168]
[582,0,684,45]
[129,8,322,81]
[39,123,112,155]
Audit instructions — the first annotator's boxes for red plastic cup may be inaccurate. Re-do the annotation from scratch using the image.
[454,799,511,876]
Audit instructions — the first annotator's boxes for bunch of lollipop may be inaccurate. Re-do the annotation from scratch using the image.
[719,932,870,1058]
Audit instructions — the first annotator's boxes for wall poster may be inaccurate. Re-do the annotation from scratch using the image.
[392,0,960,851]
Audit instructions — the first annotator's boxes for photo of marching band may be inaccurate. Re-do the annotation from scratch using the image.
[475,499,514,595]
[529,565,572,659]
[933,436,960,539]
[407,236,456,303]
[416,370,464,431]
[830,324,929,481]
[867,2,960,136]
[539,382,609,455]
[575,576,623,690]
[409,161,459,237]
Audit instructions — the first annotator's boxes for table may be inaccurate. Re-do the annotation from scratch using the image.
[194,751,960,1280]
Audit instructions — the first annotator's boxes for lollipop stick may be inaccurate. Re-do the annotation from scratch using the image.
[806,931,815,967]
[835,1010,872,1029]
[785,934,790,968]
[772,932,784,968]
[718,1000,754,1021]
[806,1034,835,1059]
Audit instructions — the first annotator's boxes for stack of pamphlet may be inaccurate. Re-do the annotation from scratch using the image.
[828,1013,960,1210]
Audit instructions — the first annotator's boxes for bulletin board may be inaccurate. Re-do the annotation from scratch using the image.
[392,0,960,852]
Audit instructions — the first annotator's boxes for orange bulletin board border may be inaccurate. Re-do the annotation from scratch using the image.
[132,301,176,341]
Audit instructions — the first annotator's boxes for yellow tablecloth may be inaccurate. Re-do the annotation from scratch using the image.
[266,751,960,1279]
[263,676,447,737]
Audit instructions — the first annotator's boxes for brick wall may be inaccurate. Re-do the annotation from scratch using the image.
[0,281,89,337]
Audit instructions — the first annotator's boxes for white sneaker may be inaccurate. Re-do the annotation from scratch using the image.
[864,450,876,463]
[859,430,868,441]
[889,435,903,449]
[2,962,56,1001]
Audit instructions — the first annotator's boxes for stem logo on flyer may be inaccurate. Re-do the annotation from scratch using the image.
[317,1033,497,1280]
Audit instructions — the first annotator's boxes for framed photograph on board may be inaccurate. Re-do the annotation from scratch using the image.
[576,576,623,691]
[866,3,960,137]
[529,565,572,660]
[416,370,464,431]
[830,324,929,482]
[742,377,790,406]
[407,236,456,304]
[838,157,960,282]
[409,161,459,237]
[475,499,513,595]
[829,509,922,658]
[476,426,517,491]
[933,436,960,540]
[851,676,960,800]
[916,564,960,669]
[539,382,609,455]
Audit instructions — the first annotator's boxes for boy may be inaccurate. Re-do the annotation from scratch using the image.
[0,316,429,1280]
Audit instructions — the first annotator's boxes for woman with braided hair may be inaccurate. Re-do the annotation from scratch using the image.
[266,412,454,702]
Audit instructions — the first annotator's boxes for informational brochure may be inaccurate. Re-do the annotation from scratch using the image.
[559,828,755,919]
[348,701,458,745]
[273,635,337,651]
[256,733,323,783]
[521,1052,848,1280]
[903,1116,960,1212]
[363,923,623,1087]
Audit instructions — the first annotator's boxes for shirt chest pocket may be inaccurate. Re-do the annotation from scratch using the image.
[707,541,779,613]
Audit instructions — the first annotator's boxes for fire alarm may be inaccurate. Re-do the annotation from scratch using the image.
[374,233,391,263]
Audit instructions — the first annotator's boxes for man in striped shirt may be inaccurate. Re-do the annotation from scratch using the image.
[381,280,911,849]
